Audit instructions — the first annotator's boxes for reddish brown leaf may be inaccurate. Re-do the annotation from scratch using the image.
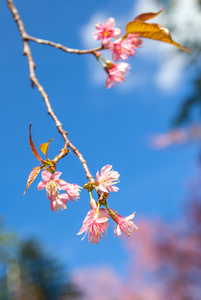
[134,8,163,22]
[29,124,43,162]
[23,166,42,195]
[39,138,54,158]
[126,20,191,52]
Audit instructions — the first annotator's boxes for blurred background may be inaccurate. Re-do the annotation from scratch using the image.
[0,0,201,298]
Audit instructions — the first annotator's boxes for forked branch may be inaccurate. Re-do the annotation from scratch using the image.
[6,0,96,185]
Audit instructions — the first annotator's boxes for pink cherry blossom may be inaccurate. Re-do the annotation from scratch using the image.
[37,170,68,196]
[37,170,81,212]
[65,183,82,202]
[109,34,142,62]
[105,62,130,89]
[112,211,138,238]
[96,164,120,193]
[48,192,69,212]
[151,129,188,150]
[78,200,110,244]
[93,18,121,47]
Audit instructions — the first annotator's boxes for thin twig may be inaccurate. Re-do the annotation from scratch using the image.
[6,0,96,186]
[26,34,103,54]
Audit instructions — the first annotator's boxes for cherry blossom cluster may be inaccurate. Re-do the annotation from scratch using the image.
[37,165,138,244]
[78,164,138,244]
[38,170,81,212]
[93,18,142,88]
[25,126,137,244]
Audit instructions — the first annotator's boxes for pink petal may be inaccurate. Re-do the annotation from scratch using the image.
[93,32,99,40]
[50,201,55,212]
[95,23,102,30]
[37,181,47,190]
[113,37,122,45]
[96,170,100,181]
[113,73,124,83]
[67,189,76,198]
[113,28,121,37]
[98,184,108,193]
[47,192,57,201]
[120,53,129,60]
[96,217,109,223]
[115,225,122,238]
[101,164,112,174]
[124,212,135,221]
[107,186,119,192]
[90,199,97,210]
[57,179,69,189]
[102,38,111,47]
[56,199,64,206]
[105,18,115,29]
[60,194,69,202]
[90,233,101,244]
[41,170,52,181]
[106,77,113,89]
[52,171,62,181]
[117,62,130,72]
[77,225,87,235]
[112,52,120,62]
[99,208,110,218]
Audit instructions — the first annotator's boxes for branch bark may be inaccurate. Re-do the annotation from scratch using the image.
[26,35,103,55]
[6,0,97,186]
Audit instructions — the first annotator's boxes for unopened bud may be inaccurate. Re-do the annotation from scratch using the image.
[103,192,109,199]
[83,182,94,192]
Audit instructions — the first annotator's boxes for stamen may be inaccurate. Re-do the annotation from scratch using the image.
[46,180,58,196]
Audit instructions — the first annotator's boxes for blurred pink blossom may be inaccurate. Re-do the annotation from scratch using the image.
[151,129,187,149]
[72,266,124,300]
[105,62,130,89]
[73,200,201,299]
[152,125,201,149]
[109,34,142,62]
[93,18,121,47]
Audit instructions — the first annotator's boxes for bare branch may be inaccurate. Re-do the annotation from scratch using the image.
[6,0,96,186]
[26,35,103,55]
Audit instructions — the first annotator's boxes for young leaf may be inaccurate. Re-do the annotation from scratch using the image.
[29,124,44,162]
[23,166,42,195]
[39,139,54,158]
[126,12,191,52]
[134,8,164,22]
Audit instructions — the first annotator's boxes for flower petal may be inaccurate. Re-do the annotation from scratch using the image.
[50,201,56,212]
[37,181,47,190]
[41,170,52,181]
[59,193,69,204]
[100,164,112,175]
[52,171,62,181]
[105,18,115,29]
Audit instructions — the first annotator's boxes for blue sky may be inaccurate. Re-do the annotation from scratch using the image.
[0,0,198,275]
